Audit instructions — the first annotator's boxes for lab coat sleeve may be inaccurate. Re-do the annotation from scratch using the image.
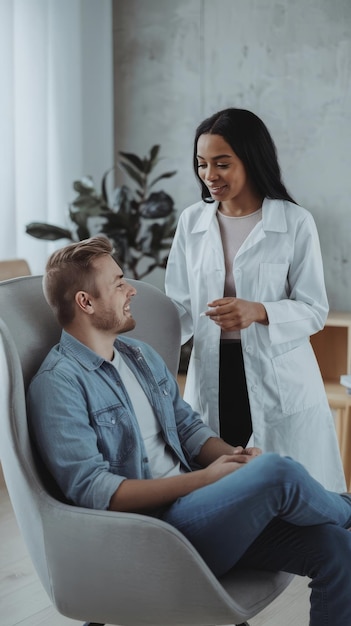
[263,213,329,345]
[165,214,194,344]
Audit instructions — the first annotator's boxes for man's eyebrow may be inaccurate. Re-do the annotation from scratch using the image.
[113,273,124,283]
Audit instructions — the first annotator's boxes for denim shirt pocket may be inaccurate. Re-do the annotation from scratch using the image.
[92,404,134,468]
[154,376,177,426]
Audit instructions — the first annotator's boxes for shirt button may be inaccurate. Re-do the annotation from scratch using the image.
[251,385,258,393]
[111,418,116,424]
[246,345,253,354]
[163,389,168,396]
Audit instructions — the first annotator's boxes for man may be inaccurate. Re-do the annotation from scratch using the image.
[27,236,351,626]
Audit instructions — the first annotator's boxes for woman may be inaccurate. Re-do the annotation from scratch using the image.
[165,107,346,492]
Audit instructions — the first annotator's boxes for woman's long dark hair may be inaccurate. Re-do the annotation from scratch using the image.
[193,108,297,204]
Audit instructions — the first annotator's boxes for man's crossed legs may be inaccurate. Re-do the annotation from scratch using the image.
[162,454,351,626]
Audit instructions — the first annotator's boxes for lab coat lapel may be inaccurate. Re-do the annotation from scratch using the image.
[235,198,288,258]
[190,201,225,301]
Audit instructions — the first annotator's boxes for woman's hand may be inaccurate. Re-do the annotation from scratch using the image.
[204,297,268,330]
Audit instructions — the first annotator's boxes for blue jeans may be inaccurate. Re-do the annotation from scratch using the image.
[161,453,351,626]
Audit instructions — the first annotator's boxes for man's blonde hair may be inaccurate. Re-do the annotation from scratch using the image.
[44,235,117,326]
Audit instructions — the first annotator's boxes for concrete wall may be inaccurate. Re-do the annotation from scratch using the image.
[113,0,351,309]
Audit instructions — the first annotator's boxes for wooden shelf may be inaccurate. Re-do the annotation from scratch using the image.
[311,311,351,383]
[324,382,351,412]
[311,311,351,489]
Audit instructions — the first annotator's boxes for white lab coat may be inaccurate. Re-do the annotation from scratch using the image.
[165,198,346,492]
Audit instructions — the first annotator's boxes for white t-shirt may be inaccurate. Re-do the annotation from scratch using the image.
[111,350,183,478]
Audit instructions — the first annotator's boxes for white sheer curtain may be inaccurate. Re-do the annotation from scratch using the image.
[0,0,113,274]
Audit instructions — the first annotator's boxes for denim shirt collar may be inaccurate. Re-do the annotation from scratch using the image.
[60,329,139,371]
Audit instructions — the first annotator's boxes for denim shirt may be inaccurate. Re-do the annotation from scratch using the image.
[27,330,217,511]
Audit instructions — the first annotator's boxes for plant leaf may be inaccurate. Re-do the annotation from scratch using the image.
[148,145,160,172]
[25,223,72,241]
[73,178,96,194]
[118,161,145,189]
[143,157,152,175]
[71,195,103,209]
[149,170,177,189]
[118,151,145,172]
[101,165,117,203]
[149,145,160,161]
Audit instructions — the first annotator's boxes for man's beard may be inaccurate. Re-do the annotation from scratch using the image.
[92,308,136,334]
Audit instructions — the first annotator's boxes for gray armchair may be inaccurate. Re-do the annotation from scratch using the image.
[0,275,293,626]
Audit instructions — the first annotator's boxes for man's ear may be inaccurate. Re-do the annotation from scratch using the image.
[76,291,94,314]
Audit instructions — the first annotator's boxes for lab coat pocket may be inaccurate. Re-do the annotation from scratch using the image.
[258,262,289,300]
[272,342,325,415]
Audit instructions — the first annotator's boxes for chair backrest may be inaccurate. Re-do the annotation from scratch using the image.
[0,258,31,281]
[0,275,181,391]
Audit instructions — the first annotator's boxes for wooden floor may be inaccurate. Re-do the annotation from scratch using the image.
[0,467,311,626]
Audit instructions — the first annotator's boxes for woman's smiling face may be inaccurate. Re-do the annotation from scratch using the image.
[196,133,260,213]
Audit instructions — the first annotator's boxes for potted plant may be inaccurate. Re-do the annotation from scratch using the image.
[26,145,177,280]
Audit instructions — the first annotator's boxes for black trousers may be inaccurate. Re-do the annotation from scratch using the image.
[219,340,252,447]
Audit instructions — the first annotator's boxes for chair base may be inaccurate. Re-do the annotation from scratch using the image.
[81,623,249,626]
[81,622,249,626]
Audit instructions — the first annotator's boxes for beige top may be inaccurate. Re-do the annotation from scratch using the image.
[217,208,262,340]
